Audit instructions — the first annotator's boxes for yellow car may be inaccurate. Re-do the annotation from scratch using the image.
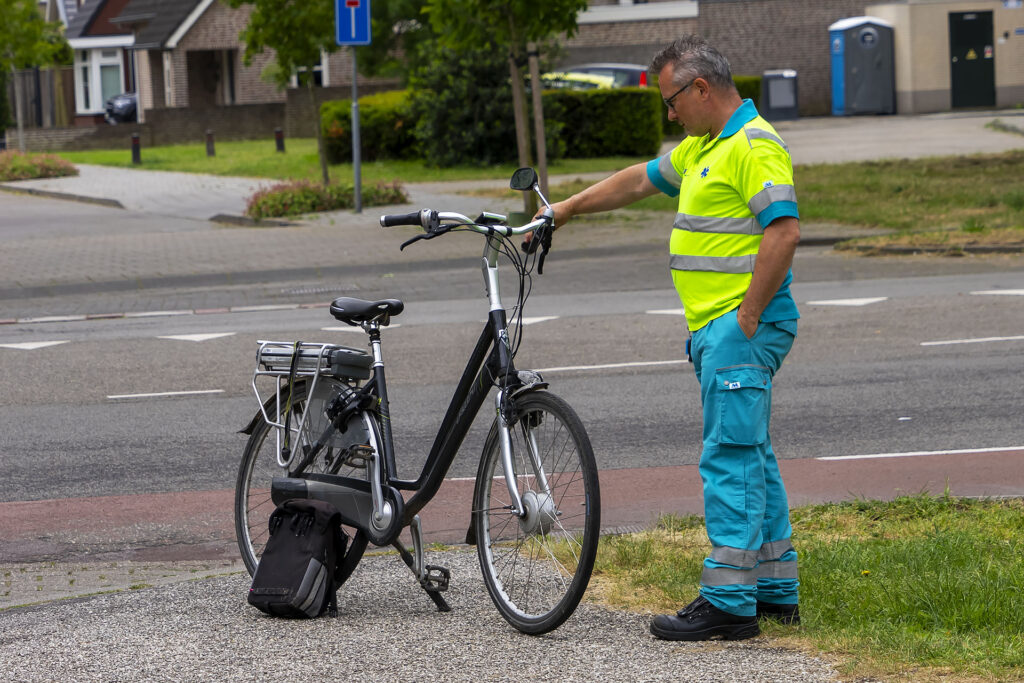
[539,71,616,91]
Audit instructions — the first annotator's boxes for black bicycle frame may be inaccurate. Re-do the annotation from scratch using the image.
[371,307,519,525]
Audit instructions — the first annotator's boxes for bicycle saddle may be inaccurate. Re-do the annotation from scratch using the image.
[330,297,405,326]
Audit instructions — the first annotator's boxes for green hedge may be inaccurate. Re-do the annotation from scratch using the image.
[323,86,665,165]
[322,90,417,164]
[734,75,762,106]
[544,87,663,158]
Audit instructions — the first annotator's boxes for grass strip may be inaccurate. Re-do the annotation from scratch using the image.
[587,493,1024,681]
[57,138,639,184]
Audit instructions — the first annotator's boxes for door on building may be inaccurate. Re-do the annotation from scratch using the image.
[949,11,995,108]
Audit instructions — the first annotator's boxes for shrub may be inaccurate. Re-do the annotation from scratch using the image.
[322,90,418,164]
[733,75,762,106]
[245,179,408,219]
[0,151,78,181]
[545,87,663,158]
[408,45,522,167]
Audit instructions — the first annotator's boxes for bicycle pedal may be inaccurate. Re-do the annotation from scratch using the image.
[420,564,450,592]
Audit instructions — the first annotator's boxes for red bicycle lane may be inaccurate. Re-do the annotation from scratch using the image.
[1,447,1021,564]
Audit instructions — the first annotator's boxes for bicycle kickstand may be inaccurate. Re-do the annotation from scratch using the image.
[393,515,451,613]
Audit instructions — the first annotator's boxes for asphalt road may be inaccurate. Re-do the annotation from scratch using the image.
[3,244,1023,503]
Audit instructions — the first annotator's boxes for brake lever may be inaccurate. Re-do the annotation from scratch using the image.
[399,224,452,251]
[399,234,426,250]
[537,224,553,275]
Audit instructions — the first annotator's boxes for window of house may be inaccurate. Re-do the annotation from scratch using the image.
[291,50,330,87]
[74,48,125,114]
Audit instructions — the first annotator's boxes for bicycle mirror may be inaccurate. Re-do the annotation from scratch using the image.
[510,168,538,191]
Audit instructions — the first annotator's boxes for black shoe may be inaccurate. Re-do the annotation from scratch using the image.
[650,596,760,641]
[756,601,800,625]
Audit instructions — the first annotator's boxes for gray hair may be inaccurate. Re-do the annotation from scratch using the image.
[649,35,736,91]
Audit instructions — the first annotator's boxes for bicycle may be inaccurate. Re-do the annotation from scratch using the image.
[235,168,601,634]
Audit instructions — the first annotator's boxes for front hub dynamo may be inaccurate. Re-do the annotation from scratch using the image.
[519,490,558,536]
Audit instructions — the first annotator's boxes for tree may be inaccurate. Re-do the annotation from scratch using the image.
[360,0,432,84]
[224,0,340,185]
[0,0,69,151]
[424,0,587,205]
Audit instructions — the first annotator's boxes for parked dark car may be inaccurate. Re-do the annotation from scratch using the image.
[560,63,649,88]
[105,93,137,124]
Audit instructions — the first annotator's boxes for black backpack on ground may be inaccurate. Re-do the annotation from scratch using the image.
[247,498,349,618]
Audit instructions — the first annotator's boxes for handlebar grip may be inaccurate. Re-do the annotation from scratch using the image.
[380,211,425,228]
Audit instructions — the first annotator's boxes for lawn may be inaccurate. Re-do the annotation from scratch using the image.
[590,493,1024,682]
[58,138,641,184]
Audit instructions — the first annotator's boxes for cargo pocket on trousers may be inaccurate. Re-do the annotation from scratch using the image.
[716,366,770,446]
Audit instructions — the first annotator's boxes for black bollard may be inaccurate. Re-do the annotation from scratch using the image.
[274,127,285,153]
[131,133,141,165]
[206,129,215,157]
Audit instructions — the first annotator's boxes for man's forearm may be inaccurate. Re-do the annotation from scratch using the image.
[551,162,659,226]
[737,217,800,336]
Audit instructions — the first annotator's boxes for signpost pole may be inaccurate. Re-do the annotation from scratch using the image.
[351,48,362,214]
[336,0,370,214]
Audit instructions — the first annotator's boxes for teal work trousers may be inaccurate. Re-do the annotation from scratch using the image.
[689,309,799,617]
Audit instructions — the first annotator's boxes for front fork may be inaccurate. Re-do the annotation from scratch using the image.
[495,388,553,517]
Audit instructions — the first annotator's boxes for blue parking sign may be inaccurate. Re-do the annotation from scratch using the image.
[336,0,371,45]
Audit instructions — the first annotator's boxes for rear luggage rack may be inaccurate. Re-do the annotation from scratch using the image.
[252,340,373,468]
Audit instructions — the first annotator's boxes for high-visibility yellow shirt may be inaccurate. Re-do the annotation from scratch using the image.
[647,99,800,332]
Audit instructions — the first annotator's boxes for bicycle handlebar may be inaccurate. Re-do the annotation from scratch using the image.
[379,210,549,237]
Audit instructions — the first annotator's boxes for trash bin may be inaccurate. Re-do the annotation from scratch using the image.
[830,16,895,115]
[760,70,799,121]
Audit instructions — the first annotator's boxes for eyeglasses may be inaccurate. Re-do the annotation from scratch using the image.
[662,79,696,109]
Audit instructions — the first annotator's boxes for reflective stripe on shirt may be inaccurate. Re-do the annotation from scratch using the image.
[670,253,757,274]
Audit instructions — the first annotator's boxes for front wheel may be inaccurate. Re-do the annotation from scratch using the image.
[474,391,600,634]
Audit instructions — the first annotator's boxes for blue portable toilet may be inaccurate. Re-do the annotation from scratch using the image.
[830,16,895,115]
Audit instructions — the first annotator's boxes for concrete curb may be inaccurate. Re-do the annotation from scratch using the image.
[0,183,125,208]
[839,243,1024,255]
[208,213,294,228]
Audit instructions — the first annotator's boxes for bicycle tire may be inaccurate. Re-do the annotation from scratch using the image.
[473,390,600,634]
[235,378,374,580]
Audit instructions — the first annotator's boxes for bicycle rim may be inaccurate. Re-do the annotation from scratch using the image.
[474,391,600,634]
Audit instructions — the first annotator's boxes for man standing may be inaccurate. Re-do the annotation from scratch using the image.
[543,35,801,641]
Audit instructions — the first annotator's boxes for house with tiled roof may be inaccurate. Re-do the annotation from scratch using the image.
[60,0,137,124]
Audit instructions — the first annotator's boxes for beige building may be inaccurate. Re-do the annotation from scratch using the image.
[867,0,1024,112]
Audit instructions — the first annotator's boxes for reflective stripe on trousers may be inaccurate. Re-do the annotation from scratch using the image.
[690,309,799,616]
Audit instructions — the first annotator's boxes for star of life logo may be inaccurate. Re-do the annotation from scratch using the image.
[700,166,710,178]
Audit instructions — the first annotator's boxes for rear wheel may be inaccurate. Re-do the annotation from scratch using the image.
[474,391,600,634]
[235,379,374,579]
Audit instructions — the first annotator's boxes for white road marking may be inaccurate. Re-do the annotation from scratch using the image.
[0,340,69,350]
[230,304,300,313]
[16,315,86,323]
[971,289,1024,296]
[158,333,236,342]
[124,310,192,318]
[515,316,559,326]
[107,389,225,400]
[321,324,400,332]
[921,335,1024,346]
[806,297,889,306]
[817,445,1022,461]
[647,308,685,316]
[535,359,688,373]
